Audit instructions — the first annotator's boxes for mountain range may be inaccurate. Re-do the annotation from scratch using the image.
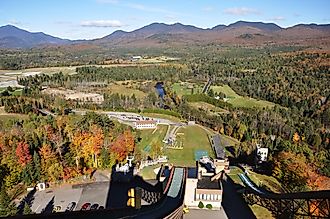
[1,21,330,48]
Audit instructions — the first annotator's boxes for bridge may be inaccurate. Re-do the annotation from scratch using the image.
[239,173,330,218]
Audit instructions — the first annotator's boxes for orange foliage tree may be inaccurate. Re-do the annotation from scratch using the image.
[15,141,32,167]
[110,129,135,162]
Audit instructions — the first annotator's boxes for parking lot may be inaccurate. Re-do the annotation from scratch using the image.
[30,182,110,213]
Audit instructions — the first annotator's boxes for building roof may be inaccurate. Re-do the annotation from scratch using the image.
[135,120,156,125]
[197,176,221,190]
[187,167,198,179]
[212,134,225,159]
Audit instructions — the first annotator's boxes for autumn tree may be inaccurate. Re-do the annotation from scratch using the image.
[15,141,32,167]
[39,144,63,181]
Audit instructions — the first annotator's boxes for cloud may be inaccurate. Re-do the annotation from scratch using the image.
[80,20,123,27]
[224,7,260,16]
[8,19,22,26]
[269,16,285,22]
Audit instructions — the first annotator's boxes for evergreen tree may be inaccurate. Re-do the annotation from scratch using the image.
[0,186,17,216]
[23,202,32,215]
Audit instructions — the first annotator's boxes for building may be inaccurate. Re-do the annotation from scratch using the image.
[211,134,225,159]
[133,120,157,129]
[256,146,269,163]
[184,161,224,210]
[131,56,142,61]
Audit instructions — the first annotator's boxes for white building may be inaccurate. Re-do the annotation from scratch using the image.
[184,164,223,210]
[257,147,269,162]
[133,120,157,129]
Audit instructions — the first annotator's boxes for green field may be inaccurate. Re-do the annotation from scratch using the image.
[250,205,275,219]
[137,124,168,154]
[172,82,203,97]
[139,164,162,180]
[188,101,229,115]
[108,83,146,98]
[165,125,214,166]
[227,166,245,186]
[141,113,182,123]
[210,85,275,108]
[247,170,284,193]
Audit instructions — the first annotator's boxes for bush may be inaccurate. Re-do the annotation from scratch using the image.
[198,201,204,209]
[206,204,212,209]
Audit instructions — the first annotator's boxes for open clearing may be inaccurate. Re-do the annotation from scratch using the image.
[172,82,203,97]
[136,56,180,63]
[188,101,229,115]
[141,113,182,123]
[108,83,146,98]
[136,124,168,155]
[210,85,275,108]
[165,125,214,166]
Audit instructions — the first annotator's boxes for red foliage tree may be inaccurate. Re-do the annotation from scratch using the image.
[15,141,32,167]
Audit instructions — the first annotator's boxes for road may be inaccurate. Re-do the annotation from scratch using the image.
[184,209,228,219]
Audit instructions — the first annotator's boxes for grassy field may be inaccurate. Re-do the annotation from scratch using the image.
[137,56,180,63]
[210,85,275,108]
[108,83,146,98]
[137,124,168,154]
[247,170,284,193]
[227,166,245,186]
[165,125,214,166]
[141,113,182,123]
[172,82,203,97]
[250,205,275,219]
[0,107,28,128]
[139,164,162,180]
[188,101,229,115]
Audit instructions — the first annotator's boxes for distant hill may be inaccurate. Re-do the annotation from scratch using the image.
[1,21,330,49]
[0,25,70,48]
[226,21,282,32]
[98,22,204,43]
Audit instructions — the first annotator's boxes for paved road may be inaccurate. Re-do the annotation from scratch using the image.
[184,209,228,219]
[76,182,109,210]
[31,185,83,213]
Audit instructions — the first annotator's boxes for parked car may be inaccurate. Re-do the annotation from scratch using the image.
[52,206,61,213]
[65,202,76,212]
[81,203,91,211]
[98,206,105,210]
[90,203,99,210]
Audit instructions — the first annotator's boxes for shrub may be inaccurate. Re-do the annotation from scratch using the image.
[198,201,204,209]
[206,204,212,209]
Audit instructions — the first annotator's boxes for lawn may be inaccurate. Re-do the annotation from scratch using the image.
[227,166,245,186]
[165,125,214,166]
[247,170,284,193]
[188,101,229,115]
[108,83,146,98]
[141,113,182,123]
[0,107,28,129]
[139,164,162,180]
[172,82,203,97]
[210,85,275,108]
[250,205,275,219]
[136,124,168,154]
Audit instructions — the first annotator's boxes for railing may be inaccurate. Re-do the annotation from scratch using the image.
[239,173,330,218]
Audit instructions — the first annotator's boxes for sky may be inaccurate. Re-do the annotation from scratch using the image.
[0,0,329,40]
